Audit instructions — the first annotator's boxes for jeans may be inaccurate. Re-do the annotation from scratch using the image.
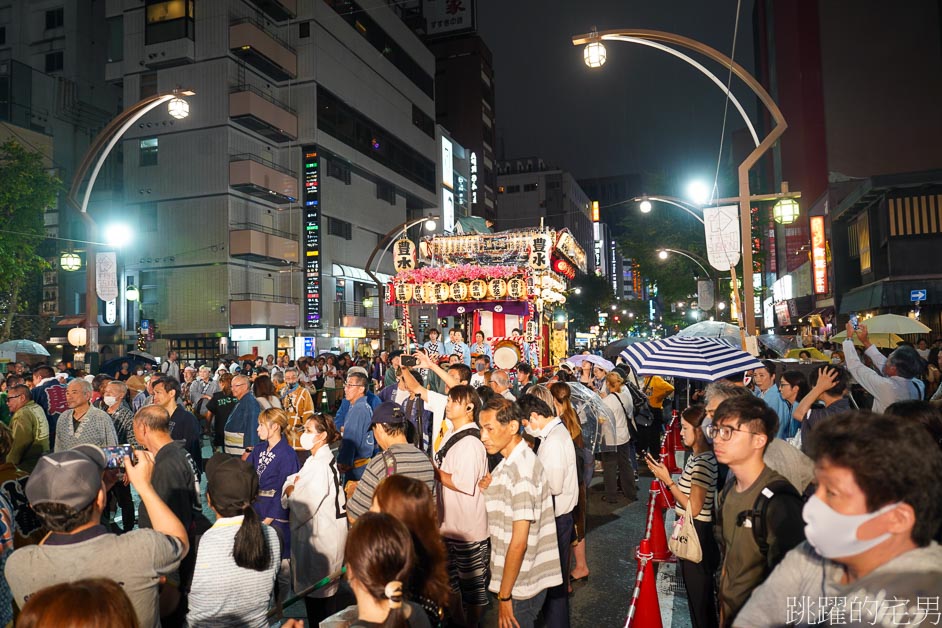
[542,512,574,628]
[511,590,548,628]
[602,441,637,500]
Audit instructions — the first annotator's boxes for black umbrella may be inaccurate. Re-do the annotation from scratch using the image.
[602,336,648,360]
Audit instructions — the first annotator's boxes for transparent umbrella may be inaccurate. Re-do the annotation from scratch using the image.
[567,382,615,453]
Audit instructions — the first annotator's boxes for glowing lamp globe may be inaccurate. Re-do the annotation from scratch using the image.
[126,285,140,302]
[167,97,190,120]
[583,42,607,68]
[639,199,652,213]
[773,198,800,225]
[60,252,82,271]
[67,327,87,348]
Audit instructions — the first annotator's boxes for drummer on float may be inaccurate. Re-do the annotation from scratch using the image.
[471,330,492,366]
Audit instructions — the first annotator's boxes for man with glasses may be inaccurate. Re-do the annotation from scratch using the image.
[337,372,375,483]
[4,384,49,472]
[711,395,805,628]
[223,375,261,456]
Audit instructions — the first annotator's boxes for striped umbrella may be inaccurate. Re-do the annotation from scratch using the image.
[619,336,765,382]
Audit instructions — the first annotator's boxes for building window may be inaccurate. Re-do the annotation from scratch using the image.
[505,185,520,194]
[45,7,64,30]
[376,181,396,205]
[299,21,310,38]
[326,159,351,185]
[140,137,158,166]
[856,213,871,274]
[145,0,194,45]
[412,104,434,139]
[524,183,538,192]
[44,51,64,73]
[328,217,352,240]
[0,27,6,46]
[107,17,123,62]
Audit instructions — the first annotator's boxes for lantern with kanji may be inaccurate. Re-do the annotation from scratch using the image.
[469,279,487,300]
[525,320,538,342]
[394,283,414,303]
[433,283,450,302]
[507,278,527,300]
[450,281,469,301]
[487,278,507,299]
[394,238,416,271]
[529,233,551,270]
[413,283,427,303]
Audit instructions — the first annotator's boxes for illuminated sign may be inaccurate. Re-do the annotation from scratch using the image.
[441,137,453,190]
[591,200,600,222]
[302,146,321,329]
[455,174,468,210]
[231,327,268,341]
[340,326,367,338]
[470,152,478,205]
[810,215,828,294]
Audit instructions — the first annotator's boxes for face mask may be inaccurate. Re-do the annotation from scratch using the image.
[831,357,841,364]
[103,395,118,407]
[299,431,318,451]
[524,424,541,437]
[136,370,144,376]
[288,382,299,391]
[475,363,485,372]
[803,495,898,559]
[701,416,714,444]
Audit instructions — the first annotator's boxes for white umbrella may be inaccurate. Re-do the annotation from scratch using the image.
[566,354,616,372]
[854,314,930,335]
[620,336,765,382]
[675,320,744,344]
[0,339,50,357]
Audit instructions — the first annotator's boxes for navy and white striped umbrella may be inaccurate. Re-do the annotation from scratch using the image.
[619,336,765,382]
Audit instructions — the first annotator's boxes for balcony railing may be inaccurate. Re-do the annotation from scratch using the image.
[229,85,298,142]
[247,0,297,22]
[229,223,299,265]
[229,17,296,81]
[229,153,298,204]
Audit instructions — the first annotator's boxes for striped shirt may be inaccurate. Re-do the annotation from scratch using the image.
[186,516,279,628]
[484,439,562,600]
[346,443,436,520]
[675,451,718,522]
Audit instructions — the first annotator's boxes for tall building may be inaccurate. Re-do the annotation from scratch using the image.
[103,0,438,360]
[754,0,942,336]
[496,158,594,272]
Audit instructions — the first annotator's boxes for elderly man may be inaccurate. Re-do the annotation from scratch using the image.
[489,369,516,401]
[55,379,118,451]
[103,380,138,532]
[4,384,49,472]
[734,411,942,627]
[337,371,375,482]
[281,366,315,448]
[188,366,219,418]
[843,322,926,412]
[224,374,261,455]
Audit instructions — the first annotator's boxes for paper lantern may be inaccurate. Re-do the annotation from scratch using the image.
[67,327,87,348]
[422,282,439,304]
[507,278,527,300]
[60,252,81,271]
[469,279,487,300]
[433,283,450,302]
[487,278,507,299]
[413,283,427,303]
[394,283,414,303]
[450,281,469,301]
[773,198,800,225]
[394,238,416,271]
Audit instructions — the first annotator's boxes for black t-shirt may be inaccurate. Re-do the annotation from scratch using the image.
[169,405,203,475]
[116,371,132,381]
[206,392,238,447]
[138,441,201,531]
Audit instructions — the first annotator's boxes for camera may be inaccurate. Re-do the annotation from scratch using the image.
[400,355,418,367]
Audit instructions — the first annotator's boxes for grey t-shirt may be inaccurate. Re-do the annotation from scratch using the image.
[5,525,185,628]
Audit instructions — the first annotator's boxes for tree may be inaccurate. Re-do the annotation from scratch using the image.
[0,140,61,342]
[566,273,615,333]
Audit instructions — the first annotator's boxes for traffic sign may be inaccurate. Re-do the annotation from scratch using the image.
[911,289,927,302]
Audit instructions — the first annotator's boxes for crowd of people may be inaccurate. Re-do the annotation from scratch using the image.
[0,321,939,628]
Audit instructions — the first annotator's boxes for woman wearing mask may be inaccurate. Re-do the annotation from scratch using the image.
[371,475,450,627]
[283,413,348,624]
[248,408,300,568]
[646,405,719,628]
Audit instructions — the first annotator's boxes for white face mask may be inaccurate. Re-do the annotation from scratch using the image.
[802,495,899,559]
[299,431,319,451]
[103,395,118,407]
[524,423,541,438]
[136,370,144,376]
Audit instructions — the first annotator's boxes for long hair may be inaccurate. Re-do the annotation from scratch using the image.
[17,578,140,628]
[209,494,271,572]
[373,475,450,609]
[252,374,277,398]
[346,513,415,628]
[549,381,582,440]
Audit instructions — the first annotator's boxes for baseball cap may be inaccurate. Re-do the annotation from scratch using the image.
[205,453,259,513]
[346,366,369,379]
[26,444,108,510]
[370,401,407,425]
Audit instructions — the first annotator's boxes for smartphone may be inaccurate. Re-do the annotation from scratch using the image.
[103,444,135,469]
[850,314,859,329]
[400,355,418,367]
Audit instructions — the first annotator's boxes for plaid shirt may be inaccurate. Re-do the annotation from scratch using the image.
[108,402,139,448]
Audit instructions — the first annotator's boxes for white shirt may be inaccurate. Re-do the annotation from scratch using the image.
[499,389,516,401]
[426,390,449,455]
[601,389,632,446]
[843,340,925,413]
[436,423,489,542]
[535,418,579,516]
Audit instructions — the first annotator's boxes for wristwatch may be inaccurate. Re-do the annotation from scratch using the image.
[498,593,513,602]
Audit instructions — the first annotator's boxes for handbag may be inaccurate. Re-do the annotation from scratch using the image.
[668,497,703,563]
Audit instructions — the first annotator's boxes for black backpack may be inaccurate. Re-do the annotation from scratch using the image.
[624,381,655,427]
[434,427,481,466]
[716,477,804,562]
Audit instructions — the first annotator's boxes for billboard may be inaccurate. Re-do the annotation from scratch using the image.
[424,0,476,37]
[302,146,321,329]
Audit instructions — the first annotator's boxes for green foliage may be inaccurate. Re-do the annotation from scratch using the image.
[566,273,615,332]
[0,139,61,342]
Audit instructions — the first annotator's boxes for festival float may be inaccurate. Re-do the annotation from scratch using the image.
[386,226,587,370]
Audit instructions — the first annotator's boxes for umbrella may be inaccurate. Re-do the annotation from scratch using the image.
[127,350,158,363]
[602,337,648,360]
[675,320,744,343]
[829,330,906,349]
[855,314,930,335]
[756,334,799,356]
[566,382,613,453]
[620,336,765,382]
[566,354,615,372]
[0,339,50,357]
[785,348,829,361]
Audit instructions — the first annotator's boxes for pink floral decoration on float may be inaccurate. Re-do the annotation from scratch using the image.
[395,264,526,284]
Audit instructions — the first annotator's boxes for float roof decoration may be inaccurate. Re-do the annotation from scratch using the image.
[424,227,586,272]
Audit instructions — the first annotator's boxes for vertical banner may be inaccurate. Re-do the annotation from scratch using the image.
[810,216,828,294]
[95,252,118,302]
[302,146,322,329]
[703,205,741,271]
[697,280,715,311]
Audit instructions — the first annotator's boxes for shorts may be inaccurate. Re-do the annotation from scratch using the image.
[444,537,491,607]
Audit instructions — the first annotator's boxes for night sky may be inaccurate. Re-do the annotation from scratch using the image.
[477,0,757,184]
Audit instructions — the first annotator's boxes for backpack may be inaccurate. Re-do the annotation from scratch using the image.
[434,427,481,466]
[624,380,655,427]
[716,477,804,562]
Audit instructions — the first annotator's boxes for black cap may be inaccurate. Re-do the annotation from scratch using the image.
[370,401,407,425]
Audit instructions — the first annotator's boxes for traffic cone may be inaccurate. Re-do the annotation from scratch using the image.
[630,539,664,628]
[647,491,672,561]
[653,479,675,511]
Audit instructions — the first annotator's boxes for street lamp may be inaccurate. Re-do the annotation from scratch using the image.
[60,252,82,272]
[103,223,134,248]
[638,198,652,213]
[125,285,140,302]
[686,180,710,206]
[67,88,194,358]
[573,28,790,335]
[364,215,440,351]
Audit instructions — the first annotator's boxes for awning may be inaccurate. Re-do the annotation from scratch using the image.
[332,264,392,284]
[838,278,942,313]
[839,283,884,314]
[55,317,85,327]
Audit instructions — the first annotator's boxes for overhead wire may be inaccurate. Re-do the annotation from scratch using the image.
[708,0,743,206]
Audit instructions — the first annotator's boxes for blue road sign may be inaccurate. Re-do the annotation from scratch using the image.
[911,289,927,302]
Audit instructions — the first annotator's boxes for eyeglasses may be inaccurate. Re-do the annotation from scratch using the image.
[706,424,760,441]
[344,383,365,388]
[6,394,25,401]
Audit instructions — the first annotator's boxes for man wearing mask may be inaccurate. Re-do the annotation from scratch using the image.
[470,355,489,388]
[735,412,942,627]
[281,367,314,448]
[103,380,138,531]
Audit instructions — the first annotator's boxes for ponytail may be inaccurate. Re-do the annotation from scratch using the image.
[233,503,270,571]
[382,580,407,628]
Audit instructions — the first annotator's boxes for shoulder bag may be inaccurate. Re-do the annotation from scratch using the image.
[669,497,702,563]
